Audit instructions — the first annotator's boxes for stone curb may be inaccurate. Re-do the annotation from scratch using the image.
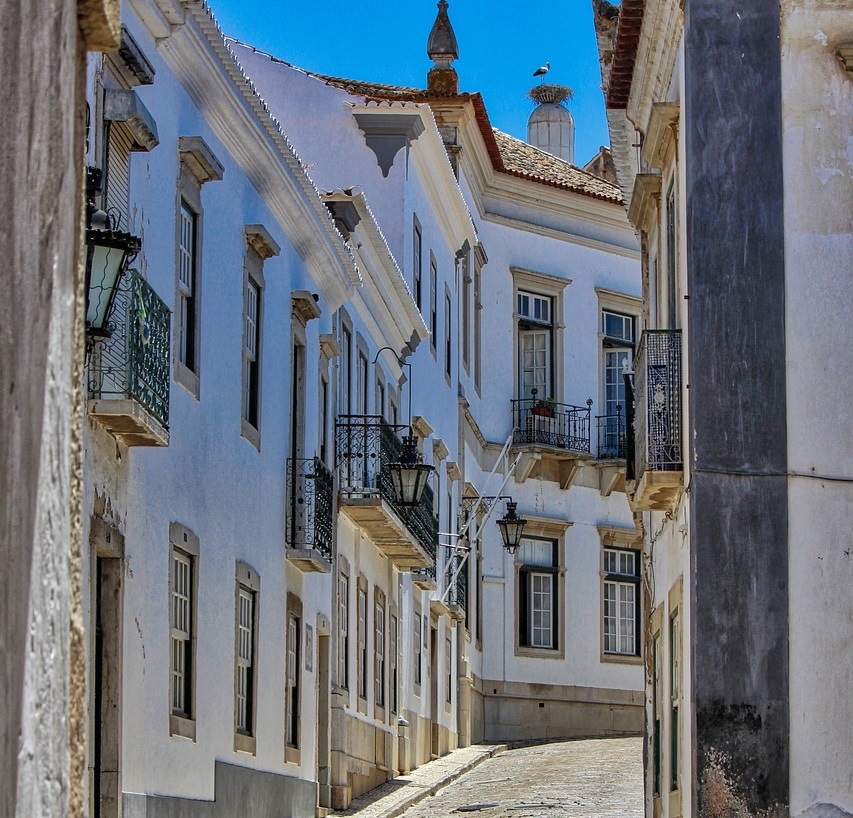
[331,743,508,818]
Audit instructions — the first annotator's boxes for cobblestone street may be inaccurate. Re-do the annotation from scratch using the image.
[402,739,643,818]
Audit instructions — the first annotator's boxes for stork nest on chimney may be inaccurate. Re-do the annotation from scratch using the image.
[527,84,574,106]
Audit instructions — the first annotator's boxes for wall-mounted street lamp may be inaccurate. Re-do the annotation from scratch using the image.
[496,501,527,555]
[461,495,528,555]
[85,167,140,338]
[373,346,435,507]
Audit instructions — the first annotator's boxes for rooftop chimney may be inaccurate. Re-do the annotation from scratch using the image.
[527,84,574,164]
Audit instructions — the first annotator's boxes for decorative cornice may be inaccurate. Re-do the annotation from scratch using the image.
[291,290,322,324]
[319,333,341,359]
[597,524,641,547]
[641,101,679,169]
[245,224,280,260]
[141,0,358,311]
[103,89,159,151]
[178,135,224,184]
[445,460,461,482]
[351,110,425,178]
[627,172,661,231]
[411,415,434,439]
[432,439,450,462]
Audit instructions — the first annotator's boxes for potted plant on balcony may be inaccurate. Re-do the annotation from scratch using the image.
[531,396,556,418]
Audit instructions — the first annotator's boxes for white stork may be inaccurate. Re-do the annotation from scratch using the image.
[533,61,550,81]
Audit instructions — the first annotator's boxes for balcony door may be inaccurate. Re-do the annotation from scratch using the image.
[519,329,551,400]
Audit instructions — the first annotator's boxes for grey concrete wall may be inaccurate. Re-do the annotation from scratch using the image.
[0,1,91,816]
[684,0,789,815]
[123,762,317,818]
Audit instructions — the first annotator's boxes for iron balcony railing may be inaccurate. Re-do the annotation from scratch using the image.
[286,457,334,560]
[511,394,592,453]
[447,552,467,611]
[88,268,170,429]
[596,406,626,460]
[335,415,438,562]
[634,330,682,478]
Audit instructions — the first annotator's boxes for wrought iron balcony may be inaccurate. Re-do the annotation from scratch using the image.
[335,415,438,571]
[632,330,683,510]
[511,395,592,454]
[88,268,170,446]
[447,553,468,620]
[596,407,626,460]
[285,457,334,572]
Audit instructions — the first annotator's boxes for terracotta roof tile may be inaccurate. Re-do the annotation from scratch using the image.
[491,129,623,202]
[314,73,622,203]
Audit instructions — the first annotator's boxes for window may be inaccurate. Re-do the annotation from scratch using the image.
[170,549,193,716]
[670,609,680,790]
[177,202,198,374]
[444,291,452,379]
[389,613,398,714]
[241,249,263,444]
[414,611,422,687]
[603,548,640,656]
[175,137,223,396]
[169,525,198,739]
[653,630,662,796]
[445,637,453,703]
[461,252,471,371]
[666,179,678,329]
[357,583,368,702]
[518,290,553,401]
[234,563,259,753]
[374,592,385,709]
[357,350,368,414]
[430,255,438,352]
[286,613,300,749]
[518,538,558,650]
[473,251,483,394]
[413,217,422,311]
[236,587,255,734]
[602,312,634,426]
[338,567,349,689]
[376,379,385,421]
[320,376,330,464]
[340,323,352,414]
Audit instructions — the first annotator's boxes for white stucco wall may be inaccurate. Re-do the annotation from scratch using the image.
[781,6,853,815]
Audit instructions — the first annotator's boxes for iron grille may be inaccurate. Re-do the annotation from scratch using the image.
[286,457,334,560]
[596,407,626,459]
[634,330,682,476]
[88,268,170,429]
[511,398,591,453]
[335,415,438,561]
[447,552,467,611]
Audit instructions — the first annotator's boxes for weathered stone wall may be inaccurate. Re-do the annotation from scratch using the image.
[0,1,117,816]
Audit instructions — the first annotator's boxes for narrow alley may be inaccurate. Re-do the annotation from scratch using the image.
[339,738,644,818]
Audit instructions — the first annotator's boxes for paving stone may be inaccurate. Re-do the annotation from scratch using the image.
[336,737,643,818]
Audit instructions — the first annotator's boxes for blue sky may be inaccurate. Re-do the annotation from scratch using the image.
[206,0,611,167]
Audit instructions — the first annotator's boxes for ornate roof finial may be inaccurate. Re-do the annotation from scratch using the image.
[427,0,459,94]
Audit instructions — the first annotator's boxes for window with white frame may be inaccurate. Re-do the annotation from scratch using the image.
[286,613,300,748]
[235,585,255,735]
[670,609,680,791]
[338,568,349,689]
[473,260,482,393]
[517,291,553,401]
[374,594,385,709]
[177,202,198,374]
[430,255,438,351]
[389,612,398,714]
[242,273,261,430]
[445,291,452,378]
[357,349,368,415]
[518,537,558,650]
[602,310,634,419]
[340,323,352,414]
[170,547,193,718]
[357,584,368,701]
[445,636,453,703]
[414,611,422,687]
[413,217,423,311]
[603,548,640,656]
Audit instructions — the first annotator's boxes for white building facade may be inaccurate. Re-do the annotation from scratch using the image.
[80,1,643,817]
